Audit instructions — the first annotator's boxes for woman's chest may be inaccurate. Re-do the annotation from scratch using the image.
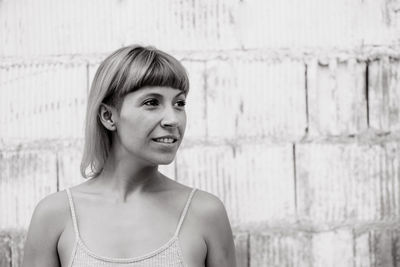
[57,212,207,267]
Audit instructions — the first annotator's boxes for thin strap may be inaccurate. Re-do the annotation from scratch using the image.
[65,188,80,239]
[174,188,197,237]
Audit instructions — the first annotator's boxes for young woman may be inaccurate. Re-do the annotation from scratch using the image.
[22,45,237,267]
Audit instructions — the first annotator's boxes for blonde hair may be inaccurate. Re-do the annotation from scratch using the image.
[80,45,189,178]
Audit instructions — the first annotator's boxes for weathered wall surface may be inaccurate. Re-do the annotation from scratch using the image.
[1,0,400,266]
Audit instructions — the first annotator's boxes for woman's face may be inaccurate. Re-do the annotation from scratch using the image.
[111,86,187,165]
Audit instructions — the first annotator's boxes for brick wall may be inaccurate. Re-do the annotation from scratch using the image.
[1,0,400,266]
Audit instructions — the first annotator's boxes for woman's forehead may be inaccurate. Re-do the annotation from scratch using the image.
[126,86,186,99]
[136,86,185,95]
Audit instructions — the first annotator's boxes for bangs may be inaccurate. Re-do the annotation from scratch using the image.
[140,57,189,92]
[122,50,189,96]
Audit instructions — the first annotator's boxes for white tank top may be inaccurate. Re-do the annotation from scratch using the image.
[65,187,197,267]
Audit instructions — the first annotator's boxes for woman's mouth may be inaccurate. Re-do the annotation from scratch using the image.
[151,137,179,148]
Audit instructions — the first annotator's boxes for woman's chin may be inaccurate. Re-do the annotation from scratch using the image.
[146,154,176,166]
[155,157,175,165]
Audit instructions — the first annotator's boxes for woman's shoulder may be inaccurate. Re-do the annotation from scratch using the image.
[23,190,71,263]
[37,189,70,210]
[191,188,227,219]
[164,178,226,216]
[189,189,236,266]
[32,190,70,227]
[164,177,225,212]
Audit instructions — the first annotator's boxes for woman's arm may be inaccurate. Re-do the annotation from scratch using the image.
[22,192,66,267]
[197,191,237,267]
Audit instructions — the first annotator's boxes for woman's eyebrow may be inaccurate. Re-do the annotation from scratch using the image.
[175,91,186,97]
[140,91,186,98]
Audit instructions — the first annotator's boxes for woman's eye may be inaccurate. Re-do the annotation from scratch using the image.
[176,100,186,107]
[143,99,159,106]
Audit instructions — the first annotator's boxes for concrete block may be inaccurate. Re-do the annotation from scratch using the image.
[355,228,400,267]
[250,230,312,267]
[110,0,238,51]
[88,62,101,92]
[0,0,120,56]
[369,57,400,132]
[180,61,206,144]
[0,232,11,267]
[1,0,399,55]
[205,60,241,139]
[307,59,368,136]
[233,231,248,267]
[176,143,295,225]
[206,58,306,140]
[0,62,87,141]
[354,0,400,46]
[0,0,239,56]
[57,144,86,190]
[312,229,353,267]
[0,149,57,229]
[296,142,400,223]
[9,231,25,267]
[236,0,400,49]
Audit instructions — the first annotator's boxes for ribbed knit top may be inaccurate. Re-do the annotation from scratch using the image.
[65,187,197,267]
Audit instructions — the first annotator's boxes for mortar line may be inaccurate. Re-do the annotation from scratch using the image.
[352,228,356,267]
[8,232,13,267]
[393,234,398,267]
[304,63,309,135]
[293,144,298,215]
[365,62,370,128]
[56,152,60,192]
[203,61,208,139]
[86,62,90,95]
[247,231,250,267]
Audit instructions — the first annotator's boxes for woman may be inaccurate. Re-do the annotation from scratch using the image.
[22,45,237,267]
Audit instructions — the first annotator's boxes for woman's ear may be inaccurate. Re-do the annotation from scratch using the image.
[99,103,117,131]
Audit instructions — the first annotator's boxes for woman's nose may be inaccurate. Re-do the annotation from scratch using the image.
[160,108,179,128]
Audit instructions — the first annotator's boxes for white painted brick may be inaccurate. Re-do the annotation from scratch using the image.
[206,58,306,140]
[236,0,400,49]
[57,144,86,190]
[369,58,400,132]
[0,232,11,267]
[312,229,353,267]
[121,0,239,51]
[307,59,368,136]
[88,62,100,91]
[205,60,241,139]
[0,62,87,141]
[354,229,398,267]
[250,230,312,267]
[233,231,248,267]
[0,0,120,56]
[180,61,206,143]
[9,231,25,267]
[0,150,57,229]
[0,0,239,57]
[354,229,400,267]
[354,0,400,46]
[1,0,399,56]
[176,143,295,225]
[296,142,400,223]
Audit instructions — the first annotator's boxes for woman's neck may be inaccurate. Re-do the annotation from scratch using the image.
[90,154,163,203]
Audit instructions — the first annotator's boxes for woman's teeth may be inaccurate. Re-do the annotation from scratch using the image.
[154,138,175,143]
